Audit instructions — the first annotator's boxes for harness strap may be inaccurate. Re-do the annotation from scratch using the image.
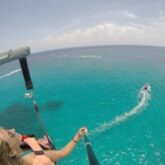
[18,149,33,159]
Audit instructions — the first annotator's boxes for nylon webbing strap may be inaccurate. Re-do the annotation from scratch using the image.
[84,135,100,165]
[19,57,33,90]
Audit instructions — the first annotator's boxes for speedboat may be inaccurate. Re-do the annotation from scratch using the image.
[142,83,151,92]
[138,83,151,100]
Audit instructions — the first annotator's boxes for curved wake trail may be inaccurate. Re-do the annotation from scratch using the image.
[0,69,21,79]
[91,86,151,134]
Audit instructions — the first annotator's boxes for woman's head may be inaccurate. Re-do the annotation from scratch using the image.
[0,128,21,151]
[0,139,21,165]
[0,128,22,164]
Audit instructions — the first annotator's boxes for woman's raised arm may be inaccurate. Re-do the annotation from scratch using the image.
[44,127,88,162]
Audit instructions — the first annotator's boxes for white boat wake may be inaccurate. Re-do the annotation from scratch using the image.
[91,84,151,134]
[0,69,21,79]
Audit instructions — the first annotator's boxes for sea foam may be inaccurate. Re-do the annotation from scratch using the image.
[91,85,151,134]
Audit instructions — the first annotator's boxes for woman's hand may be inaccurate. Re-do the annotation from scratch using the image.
[73,127,88,142]
[23,137,44,152]
[37,136,51,150]
[23,137,35,143]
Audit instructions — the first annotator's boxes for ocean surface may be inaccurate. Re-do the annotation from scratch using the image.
[0,45,165,165]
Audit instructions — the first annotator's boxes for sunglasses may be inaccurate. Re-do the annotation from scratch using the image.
[7,129,17,138]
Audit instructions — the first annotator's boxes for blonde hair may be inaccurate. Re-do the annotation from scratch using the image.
[0,139,20,165]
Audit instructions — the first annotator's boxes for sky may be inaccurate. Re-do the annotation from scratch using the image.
[0,0,165,52]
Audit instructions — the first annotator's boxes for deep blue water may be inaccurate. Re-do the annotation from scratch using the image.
[0,45,165,165]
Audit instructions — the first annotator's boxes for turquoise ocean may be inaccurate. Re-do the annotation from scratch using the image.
[0,46,165,165]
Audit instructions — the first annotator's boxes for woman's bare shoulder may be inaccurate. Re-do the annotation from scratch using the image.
[19,152,35,165]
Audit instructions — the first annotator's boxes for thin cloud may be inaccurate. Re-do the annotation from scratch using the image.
[28,20,165,52]
[122,11,138,19]
[76,10,138,25]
